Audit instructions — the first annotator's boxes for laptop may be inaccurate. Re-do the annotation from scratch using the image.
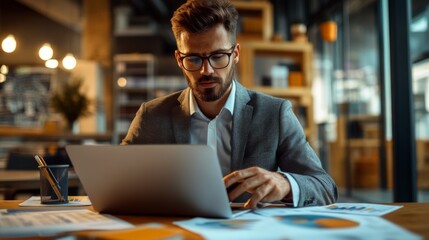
[65,144,233,218]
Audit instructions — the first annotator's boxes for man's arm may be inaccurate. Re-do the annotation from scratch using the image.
[276,100,338,206]
[225,100,338,208]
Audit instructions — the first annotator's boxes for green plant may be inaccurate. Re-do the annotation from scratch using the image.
[50,77,91,130]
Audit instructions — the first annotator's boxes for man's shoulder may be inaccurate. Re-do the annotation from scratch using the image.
[147,90,184,105]
[141,89,185,113]
[235,81,287,103]
[244,87,291,107]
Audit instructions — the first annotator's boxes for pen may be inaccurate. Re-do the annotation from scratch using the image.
[34,155,64,202]
[36,155,62,188]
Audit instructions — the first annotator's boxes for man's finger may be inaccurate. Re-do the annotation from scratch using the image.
[224,168,258,188]
[244,184,274,208]
[228,173,269,201]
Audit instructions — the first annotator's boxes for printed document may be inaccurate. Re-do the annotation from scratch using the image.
[19,196,91,207]
[0,208,133,237]
[175,208,421,240]
[302,203,403,216]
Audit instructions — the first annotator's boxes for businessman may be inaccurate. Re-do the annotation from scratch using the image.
[122,0,338,208]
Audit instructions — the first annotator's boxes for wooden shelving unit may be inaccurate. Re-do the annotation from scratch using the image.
[232,1,316,143]
[112,54,186,143]
[231,0,273,41]
[113,54,155,143]
[238,40,316,143]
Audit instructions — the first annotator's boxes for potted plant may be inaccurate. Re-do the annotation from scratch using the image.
[50,77,91,132]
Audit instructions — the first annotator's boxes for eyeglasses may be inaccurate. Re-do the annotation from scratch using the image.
[178,44,236,72]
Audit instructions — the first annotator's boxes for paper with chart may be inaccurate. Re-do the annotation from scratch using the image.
[253,203,403,217]
[0,208,133,237]
[305,203,403,216]
[174,209,421,240]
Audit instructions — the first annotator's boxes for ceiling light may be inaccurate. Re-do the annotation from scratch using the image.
[39,43,54,60]
[45,59,59,69]
[0,65,8,75]
[62,53,77,70]
[0,74,6,83]
[2,35,17,53]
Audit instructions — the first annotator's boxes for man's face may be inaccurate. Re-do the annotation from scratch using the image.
[175,24,240,102]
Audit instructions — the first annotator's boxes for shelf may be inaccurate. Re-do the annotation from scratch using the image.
[251,87,311,98]
[114,53,155,62]
[348,139,380,148]
[239,41,313,88]
[243,41,313,52]
[347,114,379,121]
[0,127,112,142]
[113,53,184,144]
[232,0,273,41]
[117,87,151,93]
[238,40,315,144]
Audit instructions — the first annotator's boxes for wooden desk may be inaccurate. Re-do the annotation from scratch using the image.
[0,201,427,239]
[383,202,429,238]
[0,200,202,240]
[0,170,81,200]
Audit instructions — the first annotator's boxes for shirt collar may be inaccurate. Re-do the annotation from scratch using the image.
[189,80,236,117]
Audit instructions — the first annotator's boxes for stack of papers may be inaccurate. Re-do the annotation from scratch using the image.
[0,201,421,239]
[174,203,421,240]
[0,209,133,238]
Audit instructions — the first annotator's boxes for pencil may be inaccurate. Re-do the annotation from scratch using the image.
[34,155,64,202]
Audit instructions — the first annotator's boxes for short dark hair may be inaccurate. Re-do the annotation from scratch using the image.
[171,0,238,47]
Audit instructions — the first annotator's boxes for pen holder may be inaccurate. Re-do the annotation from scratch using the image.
[39,164,69,204]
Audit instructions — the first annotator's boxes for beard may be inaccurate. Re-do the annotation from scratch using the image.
[184,65,235,102]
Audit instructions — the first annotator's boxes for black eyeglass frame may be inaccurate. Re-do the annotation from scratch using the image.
[177,44,236,72]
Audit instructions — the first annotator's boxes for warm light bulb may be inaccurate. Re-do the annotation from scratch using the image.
[0,65,8,75]
[0,74,6,83]
[39,43,53,60]
[45,59,59,69]
[62,53,77,70]
[117,77,127,87]
[2,35,17,53]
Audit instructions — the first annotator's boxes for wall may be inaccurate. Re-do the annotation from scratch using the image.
[0,0,81,66]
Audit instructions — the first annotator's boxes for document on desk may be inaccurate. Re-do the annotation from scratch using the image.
[175,209,421,240]
[0,208,133,237]
[252,203,403,217]
[304,203,403,216]
[19,196,92,207]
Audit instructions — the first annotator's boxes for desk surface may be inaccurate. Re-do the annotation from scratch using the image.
[0,201,427,239]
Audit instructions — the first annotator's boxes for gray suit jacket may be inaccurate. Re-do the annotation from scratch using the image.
[122,81,338,206]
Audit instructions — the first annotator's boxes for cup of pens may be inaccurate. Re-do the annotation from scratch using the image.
[35,155,69,204]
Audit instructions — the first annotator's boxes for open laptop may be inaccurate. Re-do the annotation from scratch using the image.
[65,144,233,218]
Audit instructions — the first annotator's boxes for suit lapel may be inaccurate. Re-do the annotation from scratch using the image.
[172,88,191,143]
[231,82,253,171]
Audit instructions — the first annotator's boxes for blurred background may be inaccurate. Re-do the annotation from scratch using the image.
[0,0,428,203]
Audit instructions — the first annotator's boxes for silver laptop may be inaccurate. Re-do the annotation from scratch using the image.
[66,144,233,218]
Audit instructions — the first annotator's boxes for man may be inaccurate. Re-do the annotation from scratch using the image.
[122,0,338,208]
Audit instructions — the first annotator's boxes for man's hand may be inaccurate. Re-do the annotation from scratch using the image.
[224,167,292,209]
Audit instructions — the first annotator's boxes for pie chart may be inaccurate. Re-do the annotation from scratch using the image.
[197,219,259,230]
[276,214,359,229]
